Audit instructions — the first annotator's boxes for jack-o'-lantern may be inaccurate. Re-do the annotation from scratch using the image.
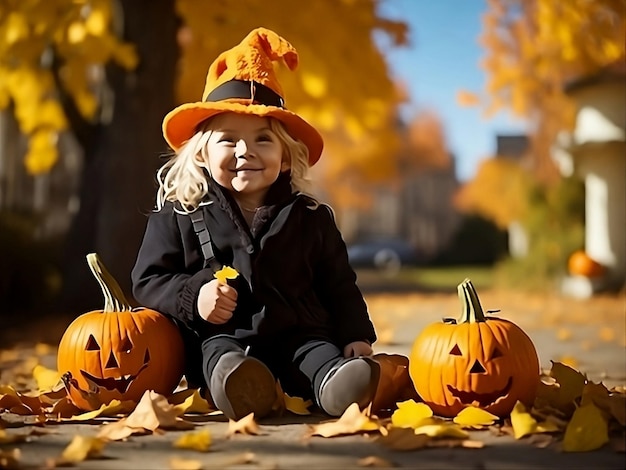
[57,253,185,411]
[409,279,540,418]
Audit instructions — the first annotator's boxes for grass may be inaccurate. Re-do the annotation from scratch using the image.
[355,265,495,293]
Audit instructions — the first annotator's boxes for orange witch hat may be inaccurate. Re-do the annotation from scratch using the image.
[162,27,324,166]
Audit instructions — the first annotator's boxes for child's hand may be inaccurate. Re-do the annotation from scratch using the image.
[197,279,238,324]
[343,341,373,358]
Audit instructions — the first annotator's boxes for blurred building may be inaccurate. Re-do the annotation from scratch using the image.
[553,60,626,296]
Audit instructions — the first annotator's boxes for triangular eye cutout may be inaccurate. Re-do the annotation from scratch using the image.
[105,352,119,369]
[491,347,503,359]
[85,335,100,351]
[119,337,133,353]
[450,344,462,356]
[143,349,151,364]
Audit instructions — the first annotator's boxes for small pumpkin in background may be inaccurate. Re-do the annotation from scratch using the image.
[409,279,540,418]
[568,250,605,278]
[57,253,185,411]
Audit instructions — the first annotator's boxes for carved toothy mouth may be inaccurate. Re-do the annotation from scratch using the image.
[447,376,513,407]
[80,362,149,394]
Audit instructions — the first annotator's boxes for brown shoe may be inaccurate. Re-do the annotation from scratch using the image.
[209,352,277,420]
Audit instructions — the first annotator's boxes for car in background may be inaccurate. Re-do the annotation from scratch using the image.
[346,237,421,274]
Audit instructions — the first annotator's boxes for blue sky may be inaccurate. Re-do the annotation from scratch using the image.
[378,0,527,181]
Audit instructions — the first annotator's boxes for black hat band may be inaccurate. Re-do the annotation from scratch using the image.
[204,80,285,108]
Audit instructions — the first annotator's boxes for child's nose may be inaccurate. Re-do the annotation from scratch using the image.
[234,139,248,158]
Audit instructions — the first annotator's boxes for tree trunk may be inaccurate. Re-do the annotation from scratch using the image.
[61,0,179,312]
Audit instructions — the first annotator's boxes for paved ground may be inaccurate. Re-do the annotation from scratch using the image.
[1,285,625,469]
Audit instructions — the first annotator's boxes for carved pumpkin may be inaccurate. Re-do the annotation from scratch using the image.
[568,250,605,278]
[57,253,185,411]
[409,279,540,418]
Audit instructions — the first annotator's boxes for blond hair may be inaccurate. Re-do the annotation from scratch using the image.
[155,115,313,212]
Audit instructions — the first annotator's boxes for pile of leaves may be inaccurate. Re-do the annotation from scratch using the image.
[0,350,624,468]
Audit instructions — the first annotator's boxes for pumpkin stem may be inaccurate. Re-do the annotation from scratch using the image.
[457,278,487,323]
[86,253,132,312]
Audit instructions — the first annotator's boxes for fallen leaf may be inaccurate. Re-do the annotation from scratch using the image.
[357,455,396,467]
[71,399,135,421]
[453,407,498,428]
[284,393,312,415]
[50,397,83,419]
[413,423,468,439]
[0,385,43,415]
[607,394,626,426]
[171,389,215,415]
[311,403,380,438]
[598,326,615,343]
[169,456,203,470]
[563,403,609,452]
[173,429,212,452]
[32,365,63,393]
[556,328,573,341]
[0,428,29,445]
[60,435,106,463]
[549,361,587,412]
[510,401,559,439]
[227,413,262,437]
[390,400,432,428]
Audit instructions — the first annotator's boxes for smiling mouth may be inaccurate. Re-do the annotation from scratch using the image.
[447,376,513,407]
[80,362,148,394]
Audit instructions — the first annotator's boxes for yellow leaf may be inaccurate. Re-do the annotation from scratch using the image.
[510,401,559,439]
[390,400,433,428]
[32,364,62,392]
[60,435,106,463]
[171,389,215,415]
[214,266,239,284]
[71,399,134,421]
[550,360,586,408]
[227,412,262,437]
[453,407,499,428]
[173,429,212,452]
[311,403,380,438]
[376,427,430,450]
[284,393,312,415]
[413,423,468,439]
[563,403,609,452]
[300,72,327,98]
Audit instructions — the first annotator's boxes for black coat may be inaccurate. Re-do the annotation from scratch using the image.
[131,183,376,354]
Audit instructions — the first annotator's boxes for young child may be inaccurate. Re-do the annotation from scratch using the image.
[131,27,379,421]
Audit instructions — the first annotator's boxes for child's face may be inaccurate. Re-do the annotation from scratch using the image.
[205,113,288,202]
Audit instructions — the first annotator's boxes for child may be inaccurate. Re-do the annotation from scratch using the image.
[131,27,379,421]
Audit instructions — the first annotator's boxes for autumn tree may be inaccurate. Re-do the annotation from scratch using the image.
[0,0,408,310]
[460,0,625,181]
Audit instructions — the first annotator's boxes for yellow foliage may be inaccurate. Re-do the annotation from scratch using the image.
[473,0,625,180]
[563,403,609,452]
[0,0,137,174]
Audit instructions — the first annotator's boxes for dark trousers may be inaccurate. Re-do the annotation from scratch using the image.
[201,336,347,403]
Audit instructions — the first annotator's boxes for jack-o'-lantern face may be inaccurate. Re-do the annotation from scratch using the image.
[58,309,185,411]
[409,279,540,418]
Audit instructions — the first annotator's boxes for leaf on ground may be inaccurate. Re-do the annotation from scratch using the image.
[227,412,262,437]
[70,399,135,421]
[173,429,212,452]
[550,361,586,406]
[171,389,215,415]
[413,423,469,439]
[0,428,29,445]
[510,401,559,439]
[50,397,84,418]
[169,456,204,470]
[607,394,626,426]
[563,403,609,452]
[390,400,433,429]
[98,391,193,441]
[311,403,380,438]
[32,364,63,393]
[58,435,106,463]
[453,407,499,428]
[357,455,396,467]
[284,393,313,415]
[0,385,42,415]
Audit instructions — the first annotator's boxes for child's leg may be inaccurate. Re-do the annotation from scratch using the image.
[293,340,380,417]
[202,336,277,420]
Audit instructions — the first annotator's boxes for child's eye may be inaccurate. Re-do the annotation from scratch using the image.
[218,137,235,144]
[257,134,273,142]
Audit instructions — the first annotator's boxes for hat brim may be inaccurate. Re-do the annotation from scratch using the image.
[162,101,324,166]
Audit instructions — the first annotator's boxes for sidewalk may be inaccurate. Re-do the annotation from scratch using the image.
[1,289,625,469]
